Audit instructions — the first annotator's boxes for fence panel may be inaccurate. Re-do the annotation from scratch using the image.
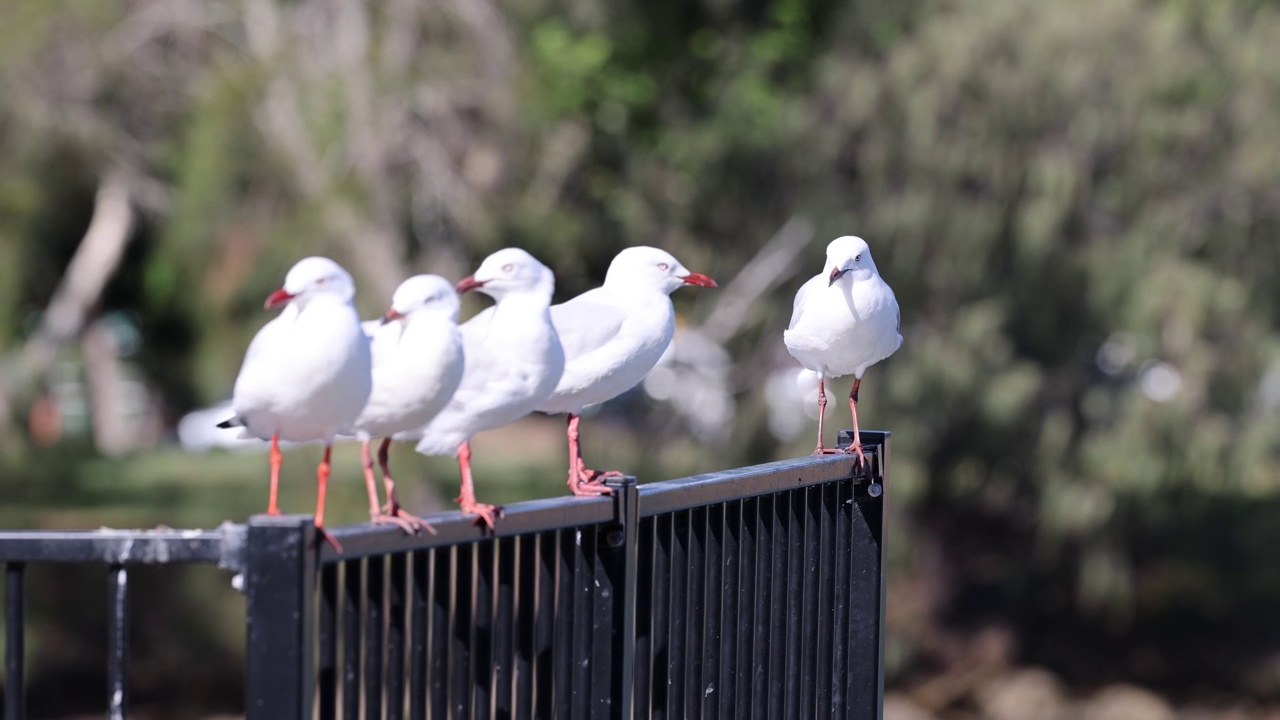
[0,430,887,720]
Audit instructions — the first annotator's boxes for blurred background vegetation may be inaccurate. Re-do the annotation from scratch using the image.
[0,0,1278,717]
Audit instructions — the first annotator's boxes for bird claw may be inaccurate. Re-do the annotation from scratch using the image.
[313,525,343,553]
[456,498,502,531]
[377,503,438,535]
[844,444,868,474]
[568,475,615,497]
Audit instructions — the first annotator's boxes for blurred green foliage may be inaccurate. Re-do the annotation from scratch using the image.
[0,0,1278,714]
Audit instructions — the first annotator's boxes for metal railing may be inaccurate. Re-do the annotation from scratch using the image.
[1,429,888,719]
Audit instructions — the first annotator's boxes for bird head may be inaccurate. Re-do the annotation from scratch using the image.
[266,257,357,309]
[381,274,461,325]
[604,246,718,296]
[455,248,555,301]
[824,236,879,286]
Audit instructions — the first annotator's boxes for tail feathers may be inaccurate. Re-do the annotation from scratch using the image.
[216,416,243,429]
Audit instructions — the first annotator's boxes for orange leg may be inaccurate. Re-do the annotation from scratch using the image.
[267,434,283,515]
[378,438,434,534]
[361,439,382,519]
[314,444,342,551]
[811,377,828,455]
[845,378,866,469]
[455,441,501,530]
[565,414,614,497]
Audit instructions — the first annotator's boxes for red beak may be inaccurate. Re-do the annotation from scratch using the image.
[455,275,487,294]
[380,308,405,325]
[681,272,718,288]
[264,288,295,309]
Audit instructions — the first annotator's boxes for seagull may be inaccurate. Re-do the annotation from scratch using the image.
[536,247,717,495]
[218,257,373,544]
[349,275,464,534]
[411,248,565,529]
[783,236,901,466]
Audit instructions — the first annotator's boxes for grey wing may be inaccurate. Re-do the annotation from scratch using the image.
[550,291,627,361]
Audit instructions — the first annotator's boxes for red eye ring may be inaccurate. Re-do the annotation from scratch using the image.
[658,262,669,270]
[316,277,327,285]
[502,263,514,272]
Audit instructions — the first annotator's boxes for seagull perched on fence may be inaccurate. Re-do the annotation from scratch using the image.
[536,246,717,496]
[218,257,372,546]
[783,236,900,466]
[348,275,464,534]
[411,248,565,529]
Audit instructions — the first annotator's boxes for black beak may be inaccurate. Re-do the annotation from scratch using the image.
[828,267,849,286]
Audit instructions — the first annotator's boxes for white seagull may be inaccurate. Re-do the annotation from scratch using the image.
[783,236,901,465]
[218,257,373,542]
[350,275,464,534]
[412,248,565,529]
[536,247,717,495]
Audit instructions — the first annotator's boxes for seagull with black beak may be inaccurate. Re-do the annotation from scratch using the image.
[783,236,901,466]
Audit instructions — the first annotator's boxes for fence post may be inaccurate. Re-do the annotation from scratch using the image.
[595,475,639,720]
[840,429,889,720]
[244,515,316,720]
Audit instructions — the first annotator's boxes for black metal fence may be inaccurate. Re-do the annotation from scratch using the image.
[1,430,888,719]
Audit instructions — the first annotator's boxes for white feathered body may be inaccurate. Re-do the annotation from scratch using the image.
[536,287,675,415]
[353,317,464,440]
[231,297,373,442]
[413,296,565,455]
[784,273,901,379]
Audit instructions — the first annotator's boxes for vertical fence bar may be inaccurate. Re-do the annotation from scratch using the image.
[387,553,408,720]
[474,541,495,718]
[767,492,789,720]
[830,478,854,716]
[408,551,429,720]
[633,516,656,720]
[244,515,316,720]
[495,537,516,718]
[533,532,556,719]
[717,500,741,720]
[4,562,24,720]
[106,565,129,720]
[318,564,339,720]
[570,527,594,720]
[700,503,724,718]
[429,548,452,719]
[514,536,537,719]
[365,556,385,720]
[666,511,689,719]
[814,481,838,712]
[343,560,363,720]
[650,514,673,719]
[684,507,707,720]
[799,487,822,718]
[734,499,758,720]
[554,529,575,718]
[452,544,474,720]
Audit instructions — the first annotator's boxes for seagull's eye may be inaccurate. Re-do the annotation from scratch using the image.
[502,263,514,273]
[658,262,669,271]
[854,254,862,262]
[316,277,328,286]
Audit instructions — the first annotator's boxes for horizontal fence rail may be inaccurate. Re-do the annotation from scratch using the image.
[0,430,888,720]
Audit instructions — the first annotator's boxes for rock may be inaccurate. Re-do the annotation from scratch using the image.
[1078,683,1174,720]
[977,667,1068,720]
